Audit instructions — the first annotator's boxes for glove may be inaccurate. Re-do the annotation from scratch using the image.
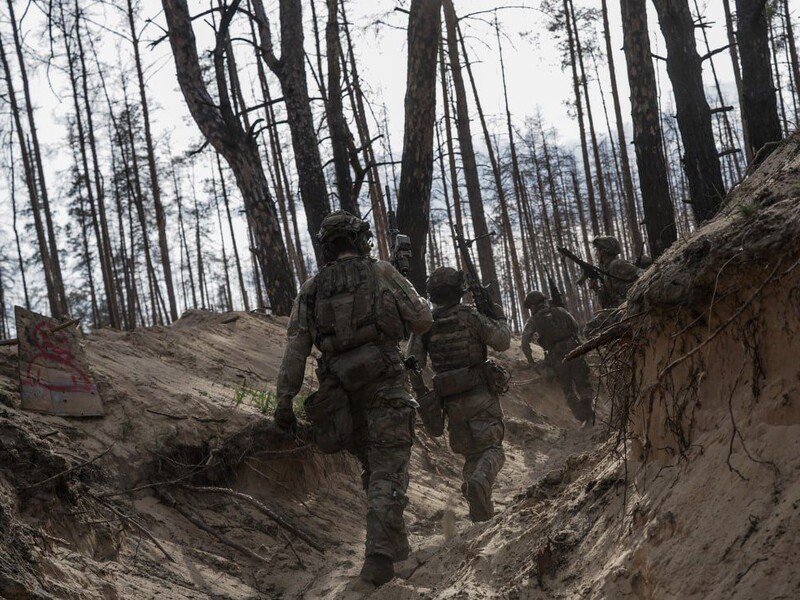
[273,401,297,433]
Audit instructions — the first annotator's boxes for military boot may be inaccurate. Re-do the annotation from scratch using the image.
[466,476,494,522]
[359,554,394,587]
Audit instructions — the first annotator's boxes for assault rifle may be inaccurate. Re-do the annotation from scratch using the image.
[386,186,412,276]
[544,266,565,308]
[454,231,502,320]
[557,246,624,285]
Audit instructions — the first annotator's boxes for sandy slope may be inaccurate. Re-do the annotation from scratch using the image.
[0,308,594,599]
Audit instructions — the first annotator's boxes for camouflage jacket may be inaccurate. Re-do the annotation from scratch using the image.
[406,303,510,394]
[521,305,581,363]
[276,258,432,404]
[597,257,640,309]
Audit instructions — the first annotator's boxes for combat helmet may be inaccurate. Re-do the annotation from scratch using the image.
[592,236,622,256]
[523,290,547,309]
[427,266,465,305]
[317,210,372,260]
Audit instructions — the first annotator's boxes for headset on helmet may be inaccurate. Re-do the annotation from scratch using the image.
[317,210,372,258]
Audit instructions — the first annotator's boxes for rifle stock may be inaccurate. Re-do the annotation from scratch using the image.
[557,246,602,284]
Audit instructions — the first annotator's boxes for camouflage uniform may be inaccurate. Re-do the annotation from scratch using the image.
[275,214,432,573]
[407,268,510,522]
[521,293,594,423]
[585,236,640,337]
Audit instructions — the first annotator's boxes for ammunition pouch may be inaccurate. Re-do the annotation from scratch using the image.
[328,343,402,393]
[303,378,352,454]
[417,389,445,437]
[432,365,485,398]
[483,360,510,396]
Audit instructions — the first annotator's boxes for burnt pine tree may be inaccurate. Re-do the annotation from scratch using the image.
[251,0,329,263]
[443,0,501,302]
[397,0,442,293]
[126,0,178,322]
[325,0,356,214]
[621,0,676,257]
[734,0,783,160]
[652,0,726,222]
[600,0,642,256]
[161,0,296,314]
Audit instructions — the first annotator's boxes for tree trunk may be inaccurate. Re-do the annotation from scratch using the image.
[251,0,329,264]
[325,0,356,213]
[8,139,30,309]
[0,31,60,318]
[396,0,442,292]
[568,0,613,234]
[126,0,178,322]
[442,0,500,301]
[216,155,249,310]
[162,0,295,314]
[722,0,753,162]
[339,1,390,258]
[652,0,726,222]
[7,0,67,317]
[767,13,789,136]
[784,0,800,119]
[601,0,643,256]
[622,0,677,257]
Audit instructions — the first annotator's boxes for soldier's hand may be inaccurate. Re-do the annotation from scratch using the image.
[273,400,297,433]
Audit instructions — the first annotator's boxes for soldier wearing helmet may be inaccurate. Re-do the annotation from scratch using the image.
[275,210,432,588]
[585,236,642,337]
[521,291,594,425]
[406,266,511,523]
[589,236,641,309]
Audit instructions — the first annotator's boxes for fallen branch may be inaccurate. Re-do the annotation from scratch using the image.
[89,493,175,563]
[176,484,325,553]
[23,444,114,490]
[0,317,81,346]
[157,488,269,564]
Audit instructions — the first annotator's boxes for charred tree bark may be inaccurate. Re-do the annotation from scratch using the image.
[622,0,676,257]
[8,138,30,309]
[652,0,726,222]
[216,154,249,311]
[0,32,60,317]
[601,0,643,256]
[396,0,442,293]
[126,0,178,322]
[251,0,329,264]
[325,0,356,213]
[722,0,753,162]
[733,0,782,156]
[162,0,295,314]
[7,0,67,317]
[736,0,781,155]
[443,0,500,301]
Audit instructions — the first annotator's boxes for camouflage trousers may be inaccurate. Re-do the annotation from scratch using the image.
[345,372,415,562]
[445,388,505,505]
[552,340,594,423]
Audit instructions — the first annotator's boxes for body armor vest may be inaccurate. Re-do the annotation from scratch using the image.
[599,258,637,308]
[313,257,404,355]
[531,306,575,351]
[426,305,486,374]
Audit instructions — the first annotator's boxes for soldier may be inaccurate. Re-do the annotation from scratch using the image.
[273,210,432,588]
[585,235,641,336]
[521,291,594,424]
[407,267,510,522]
